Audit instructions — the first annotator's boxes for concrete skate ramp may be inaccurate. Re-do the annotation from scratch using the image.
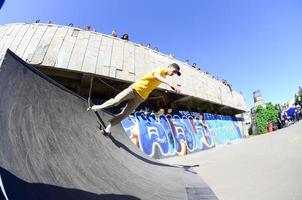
[0,50,216,200]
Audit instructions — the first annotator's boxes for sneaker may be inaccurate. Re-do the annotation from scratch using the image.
[104,130,111,136]
[100,129,111,136]
[87,106,99,112]
[91,105,99,112]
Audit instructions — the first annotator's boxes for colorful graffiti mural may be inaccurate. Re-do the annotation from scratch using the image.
[121,111,244,158]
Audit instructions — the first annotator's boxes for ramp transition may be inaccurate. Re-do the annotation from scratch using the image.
[0,49,218,200]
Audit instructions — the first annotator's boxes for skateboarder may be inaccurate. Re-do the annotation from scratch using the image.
[88,63,181,135]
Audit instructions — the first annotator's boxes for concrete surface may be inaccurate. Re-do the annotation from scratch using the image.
[0,49,218,200]
[163,122,302,200]
[0,23,246,111]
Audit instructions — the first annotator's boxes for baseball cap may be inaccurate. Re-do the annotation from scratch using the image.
[170,63,181,76]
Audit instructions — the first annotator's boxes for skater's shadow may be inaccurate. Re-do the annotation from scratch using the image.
[95,110,200,173]
[174,164,200,174]
[108,134,177,168]
[108,134,200,175]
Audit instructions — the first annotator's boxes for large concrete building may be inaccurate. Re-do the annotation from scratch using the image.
[0,23,247,115]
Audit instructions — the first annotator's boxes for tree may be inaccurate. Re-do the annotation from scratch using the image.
[255,102,278,134]
[295,93,302,105]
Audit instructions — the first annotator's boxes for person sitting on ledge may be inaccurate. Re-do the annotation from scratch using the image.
[87,63,182,135]
[121,33,129,41]
[111,29,117,37]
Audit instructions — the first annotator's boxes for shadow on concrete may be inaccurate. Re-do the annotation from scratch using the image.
[0,167,140,200]
[0,49,215,200]
[107,134,179,168]
[108,133,201,175]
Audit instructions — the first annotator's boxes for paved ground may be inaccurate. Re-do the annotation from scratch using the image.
[2,49,301,200]
[163,121,302,200]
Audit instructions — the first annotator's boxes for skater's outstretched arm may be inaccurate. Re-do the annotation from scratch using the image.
[153,71,181,94]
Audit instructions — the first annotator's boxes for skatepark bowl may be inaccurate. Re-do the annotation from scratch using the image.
[0,49,219,200]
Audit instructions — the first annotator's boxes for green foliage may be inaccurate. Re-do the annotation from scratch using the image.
[255,102,278,134]
[295,93,302,105]
[255,106,267,134]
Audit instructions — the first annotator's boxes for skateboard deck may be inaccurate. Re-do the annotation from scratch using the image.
[87,100,110,136]
[94,111,110,136]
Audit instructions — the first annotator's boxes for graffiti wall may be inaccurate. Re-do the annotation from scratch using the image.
[121,111,244,159]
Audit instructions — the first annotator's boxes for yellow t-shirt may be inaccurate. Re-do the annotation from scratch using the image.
[132,67,166,100]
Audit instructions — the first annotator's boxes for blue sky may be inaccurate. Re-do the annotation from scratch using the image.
[1,0,302,109]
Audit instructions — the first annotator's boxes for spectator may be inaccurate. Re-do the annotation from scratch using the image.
[299,103,302,120]
[277,111,283,129]
[121,33,129,41]
[222,79,232,92]
[168,54,175,58]
[295,103,301,121]
[147,43,151,48]
[84,25,92,31]
[227,83,232,92]
[111,29,117,37]
[68,23,74,27]
[167,108,173,114]
[283,112,289,126]
[281,111,286,127]
[293,109,297,122]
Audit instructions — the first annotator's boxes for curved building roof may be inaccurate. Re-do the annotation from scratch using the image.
[0,23,247,112]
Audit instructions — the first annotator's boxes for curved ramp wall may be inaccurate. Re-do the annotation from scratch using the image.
[0,50,220,200]
[0,23,247,112]
[121,111,245,158]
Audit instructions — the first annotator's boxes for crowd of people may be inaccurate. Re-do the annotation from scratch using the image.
[184,60,233,92]
[111,29,162,52]
[278,103,302,128]
[33,20,233,93]
[111,30,129,41]
[111,30,233,92]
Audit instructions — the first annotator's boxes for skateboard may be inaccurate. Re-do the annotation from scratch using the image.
[94,110,111,137]
[87,102,111,136]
